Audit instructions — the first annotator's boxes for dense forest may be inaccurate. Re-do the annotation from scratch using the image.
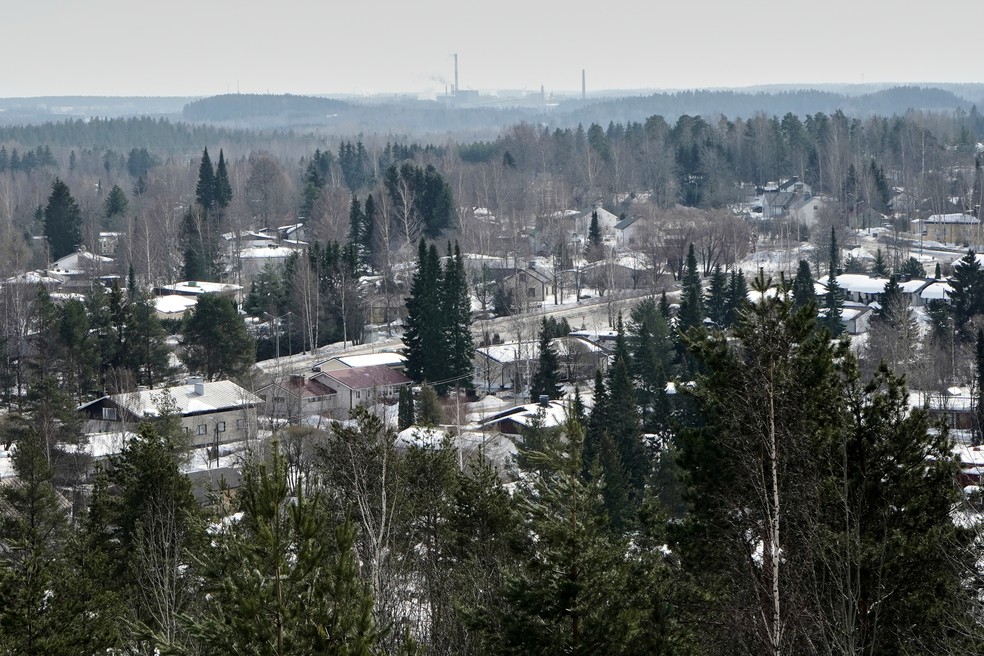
[3,93,984,653]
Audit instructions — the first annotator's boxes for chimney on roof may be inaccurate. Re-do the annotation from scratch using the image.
[187,376,205,395]
[528,261,536,270]
[539,394,549,407]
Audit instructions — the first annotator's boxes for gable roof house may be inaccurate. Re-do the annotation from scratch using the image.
[501,263,553,309]
[312,365,412,417]
[474,336,607,393]
[478,398,570,436]
[78,377,261,450]
[613,215,642,246]
[256,374,338,426]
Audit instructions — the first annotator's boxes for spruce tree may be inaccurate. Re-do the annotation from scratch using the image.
[677,243,704,332]
[439,242,473,394]
[213,149,233,210]
[629,297,674,431]
[195,147,215,212]
[948,249,984,332]
[530,318,563,401]
[791,259,815,309]
[705,264,728,327]
[829,225,840,274]
[404,240,443,385]
[872,248,889,276]
[397,385,414,430]
[824,271,845,336]
[103,184,128,229]
[42,178,82,261]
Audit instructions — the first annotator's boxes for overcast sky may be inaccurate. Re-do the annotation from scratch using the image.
[4,0,982,98]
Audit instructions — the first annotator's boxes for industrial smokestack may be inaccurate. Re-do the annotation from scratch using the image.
[582,69,586,100]
[454,53,459,97]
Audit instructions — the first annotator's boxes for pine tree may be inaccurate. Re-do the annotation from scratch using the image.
[181,293,255,381]
[677,243,704,331]
[678,269,844,655]
[814,361,978,655]
[530,318,563,401]
[0,418,68,654]
[187,443,381,655]
[42,178,82,261]
[483,418,678,654]
[195,147,215,212]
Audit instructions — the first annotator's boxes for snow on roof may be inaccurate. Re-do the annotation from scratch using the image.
[924,213,979,224]
[836,274,891,295]
[158,280,243,295]
[239,246,295,259]
[6,270,63,285]
[899,278,932,293]
[335,352,407,368]
[480,399,570,430]
[79,380,261,418]
[154,294,198,314]
[920,282,952,300]
[954,444,984,467]
[317,365,410,390]
[395,426,451,449]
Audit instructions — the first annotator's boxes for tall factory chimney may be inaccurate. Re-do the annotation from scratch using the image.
[582,69,586,100]
[454,53,459,97]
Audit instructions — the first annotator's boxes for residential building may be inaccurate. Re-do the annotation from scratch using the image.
[78,377,261,449]
[914,213,980,245]
[313,365,412,417]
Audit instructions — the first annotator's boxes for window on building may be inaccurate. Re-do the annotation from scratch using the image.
[236,419,246,429]
[197,424,207,435]
[102,407,117,420]
[216,421,226,433]
[527,287,536,297]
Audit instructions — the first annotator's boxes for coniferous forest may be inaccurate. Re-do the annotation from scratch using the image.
[2,89,984,654]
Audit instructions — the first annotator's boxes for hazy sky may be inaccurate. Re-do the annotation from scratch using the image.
[4,0,982,98]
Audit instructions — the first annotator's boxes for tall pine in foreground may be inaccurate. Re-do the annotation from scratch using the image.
[184,443,382,655]
[480,418,686,655]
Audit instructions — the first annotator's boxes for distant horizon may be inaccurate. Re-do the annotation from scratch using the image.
[3,81,984,102]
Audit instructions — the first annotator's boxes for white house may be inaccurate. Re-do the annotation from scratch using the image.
[78,378,261,449]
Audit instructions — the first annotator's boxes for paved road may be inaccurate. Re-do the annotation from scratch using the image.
[255,288,658,376]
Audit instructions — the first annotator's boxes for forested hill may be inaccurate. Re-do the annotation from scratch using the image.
[559,86,982,127]
[179,86,984,135]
